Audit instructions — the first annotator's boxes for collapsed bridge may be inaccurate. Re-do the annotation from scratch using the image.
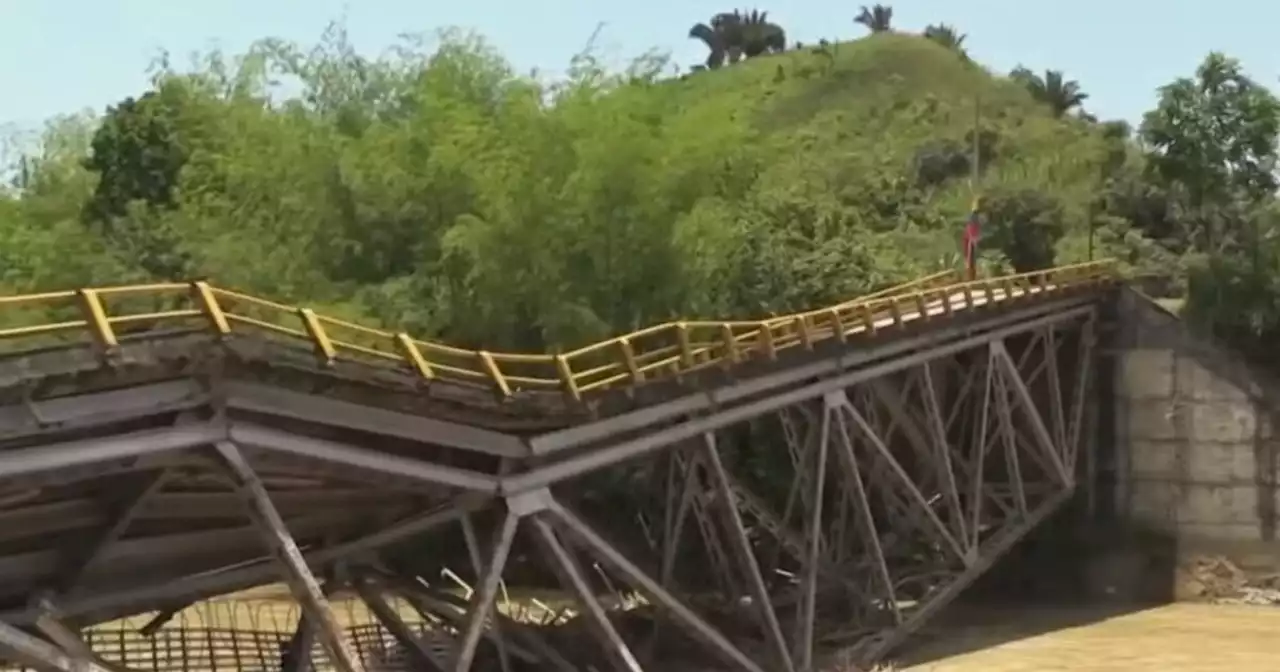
[0,261,1117,671]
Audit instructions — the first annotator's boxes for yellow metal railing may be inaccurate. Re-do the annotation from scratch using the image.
[0,261,1116,401]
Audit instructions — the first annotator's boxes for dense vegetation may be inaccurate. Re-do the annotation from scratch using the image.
[3,8,1279,363]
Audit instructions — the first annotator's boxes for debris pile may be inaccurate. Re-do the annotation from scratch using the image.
[1177,555,1280,605]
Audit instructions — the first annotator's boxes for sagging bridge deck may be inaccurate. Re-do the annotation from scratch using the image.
[0,261,1116,671]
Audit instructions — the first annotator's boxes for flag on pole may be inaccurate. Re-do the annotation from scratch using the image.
[962,197,981,281]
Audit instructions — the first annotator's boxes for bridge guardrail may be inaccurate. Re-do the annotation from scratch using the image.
[0,262,1115,402]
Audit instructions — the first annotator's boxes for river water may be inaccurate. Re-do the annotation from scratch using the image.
[900,603,1280,671]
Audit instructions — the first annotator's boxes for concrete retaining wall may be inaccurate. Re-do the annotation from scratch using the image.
[1107,288,1280,585]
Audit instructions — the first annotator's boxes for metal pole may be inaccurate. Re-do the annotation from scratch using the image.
[967,94,982,281]
[1087,206,1096,262]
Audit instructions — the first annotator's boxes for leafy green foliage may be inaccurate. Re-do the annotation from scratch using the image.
[689,10,787,69]
[981,187,1067,272]
[923,24,967,58]
[1129,52,1280,362]
[855,5,894,33]
[1141,53,1280,230]
[1010,67,1090,118]
[4,8,1280,557]
[0,13,1275,369]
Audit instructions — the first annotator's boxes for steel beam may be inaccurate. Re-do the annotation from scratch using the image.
[379,576,543,668]
[0,424,220,483]
[460,514,512,672]
[828,394,900,624]
[16,494,492,625]
[545,496,766,672]
[0,489,409,544]
[529,297,1096,456]
[529,514,644,672]
[852,486,1076,664]
[699,433,795,672]
[453,509,520,672]
[213,441,364,672]
[507,306,1095,493]
[798,393,833,670]
[56,470,173,595]
[0,512,359,588]
[838,396,967,562]
[0,617,108,672]
[991,341,1071,486]
[353,577,447,672]
[30,598,135,672]
[223,381,527,458]
[228,422,499,493]
[278,614,317,672]
[0,380,206,441]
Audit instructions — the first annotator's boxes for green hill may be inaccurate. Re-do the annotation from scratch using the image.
[0,27,1146,352]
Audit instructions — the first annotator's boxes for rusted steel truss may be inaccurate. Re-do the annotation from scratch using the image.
[442,311,1097,672]
[0,301,1097,671]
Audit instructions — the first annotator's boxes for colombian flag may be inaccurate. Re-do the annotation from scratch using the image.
[962,197,981,281]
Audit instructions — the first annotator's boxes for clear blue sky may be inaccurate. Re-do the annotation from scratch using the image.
[1,0,1277,131]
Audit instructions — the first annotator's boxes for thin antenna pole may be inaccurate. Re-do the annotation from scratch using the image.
[964,94,982,281]
[971,94,981,191]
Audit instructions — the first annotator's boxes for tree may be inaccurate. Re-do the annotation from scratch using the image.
[81,86,197,279]
[923,23,966,56]
[82,92,186,221]
[1010,67,1088,117]
[979,188,1067,272]
[855,4,894,33]
[689,11,786,69]
[688,23,728,70]
[739,10,787,57]
[1140,53,1280,213]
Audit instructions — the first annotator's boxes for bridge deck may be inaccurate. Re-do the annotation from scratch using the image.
[0,262,1113,432]
[0,261,1119,671]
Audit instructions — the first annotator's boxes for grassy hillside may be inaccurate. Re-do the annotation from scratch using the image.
[0,27,1140,352]
[641,32,1123,313]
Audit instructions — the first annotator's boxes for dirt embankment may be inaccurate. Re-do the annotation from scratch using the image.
[1175,555,1280,606]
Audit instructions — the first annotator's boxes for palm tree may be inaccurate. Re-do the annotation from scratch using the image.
[923,23,966,55]
[689,22,727,69]
[689,12,743,69]
[689,10,786,69]
[855,4,894,33]
[1011,67,1089,117]
[739,10,787,57]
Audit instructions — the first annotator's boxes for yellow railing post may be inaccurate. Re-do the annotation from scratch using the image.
[76,289,118,353]
[554,354,580,402]
[828,308,845,343]
[0,262,1122,399]
[757,323,777,360]
[720,325,740,365]
[618,338,643,383]
[676,323,694,368]
[795,315,813,350]
[477,351,512,398]
[191,282,231,335]
[394,333,435,383]
[297,308,336,366]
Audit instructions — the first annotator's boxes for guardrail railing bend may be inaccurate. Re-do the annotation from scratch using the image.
[0,260,1118,403]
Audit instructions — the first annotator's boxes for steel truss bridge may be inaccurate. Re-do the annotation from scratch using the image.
[0,260,1117,672]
